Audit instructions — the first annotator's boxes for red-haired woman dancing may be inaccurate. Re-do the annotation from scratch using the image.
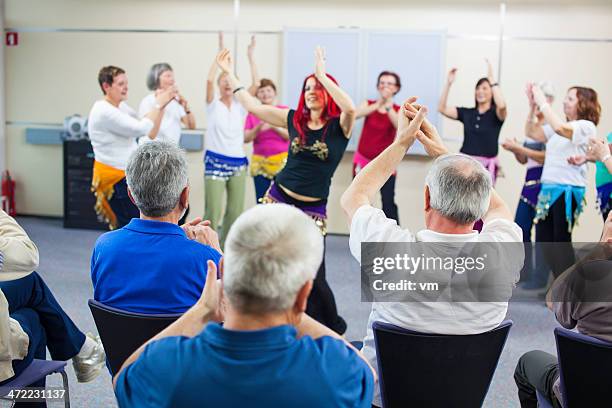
[215,47,355,334]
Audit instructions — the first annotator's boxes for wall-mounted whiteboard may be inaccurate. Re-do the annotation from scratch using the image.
[283,28,446,156]
[282,28,361,115]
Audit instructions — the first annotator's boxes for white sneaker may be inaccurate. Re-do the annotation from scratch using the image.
[72,333,106,383]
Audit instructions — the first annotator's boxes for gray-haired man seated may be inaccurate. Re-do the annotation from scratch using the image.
[341,98,523,407]
[113,204,376,407]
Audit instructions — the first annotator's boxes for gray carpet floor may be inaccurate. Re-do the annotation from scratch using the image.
[7,216,560,407]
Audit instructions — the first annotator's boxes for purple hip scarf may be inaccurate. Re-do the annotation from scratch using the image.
[470,155,500,185]
[521,166,543,208]
[262,182,328,235]
[597,182,612,216]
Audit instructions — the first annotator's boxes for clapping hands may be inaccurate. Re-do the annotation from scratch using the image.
[181,217,222,253]
[399,98,448,158]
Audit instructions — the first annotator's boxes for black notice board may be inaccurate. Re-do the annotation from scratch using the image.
[63,140,108,230]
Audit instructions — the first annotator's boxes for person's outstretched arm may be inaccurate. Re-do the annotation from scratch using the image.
[246,36,260,96]
[438,68,458,120]
[355,99,381,119]
[206,32,225,105]
[341,98,428,224]
[482,189,513,223]
[533,85,578,140]
[216,49,289,128]
[502,138,545,165]
[313,46,356,138]
[486,59,507,121]
[524,92,546,142]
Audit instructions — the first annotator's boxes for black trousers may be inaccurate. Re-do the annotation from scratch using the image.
[352,170,399,223]
[108,177,140,229]
[603,197,612,223]
[514,350,562,408]
[380,175,399,224]
[536,196,576,278]
[305,237,347,335]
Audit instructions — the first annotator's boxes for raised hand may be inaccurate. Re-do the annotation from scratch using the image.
[485,58,495,82]
[156,86,178,108]
[566,138,608,165]
[525,83,536,108]
[247,35,256,59]
[403,99,448,158]
[447,68,457,84]
[396,97,427,148]
[194,260,224,322]
[586,137,611,161]
[532,85,547,108]
[501,138,521,152]
[314,46,326,79]
[192,224,222,252]
[218,31,224,51]
[215,49,233,74]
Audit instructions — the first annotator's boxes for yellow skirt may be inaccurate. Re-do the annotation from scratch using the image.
[91,160,126,230]
[249,152,288,179]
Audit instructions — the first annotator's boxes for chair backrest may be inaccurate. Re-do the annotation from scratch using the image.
[555,327,612,408]
[373,320,512,408]
[88,299,181,375]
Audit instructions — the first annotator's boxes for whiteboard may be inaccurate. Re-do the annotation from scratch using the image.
[282,28,361,113]
[282,28,446,156]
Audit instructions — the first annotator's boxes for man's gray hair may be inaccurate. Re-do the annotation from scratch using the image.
[425,153,492,225]
[125,141,188,217]
[146,62,172,91]
[223,204,323,314]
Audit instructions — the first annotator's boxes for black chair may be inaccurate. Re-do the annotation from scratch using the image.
[551,327,612,408]
[88,299,181,375]
[373,320,512,408]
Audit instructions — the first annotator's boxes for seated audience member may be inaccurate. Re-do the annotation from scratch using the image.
[341,99,523,407]
[91,142,222,314]
[113,204,376,407]
[514,210,612,408]
[0,209,105,387]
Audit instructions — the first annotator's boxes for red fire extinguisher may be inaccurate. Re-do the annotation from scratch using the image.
[1,170,16,216]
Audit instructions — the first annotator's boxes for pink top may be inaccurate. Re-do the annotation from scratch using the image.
[244,105,290,157]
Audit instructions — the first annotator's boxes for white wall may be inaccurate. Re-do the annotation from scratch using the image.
[4,0,612,240]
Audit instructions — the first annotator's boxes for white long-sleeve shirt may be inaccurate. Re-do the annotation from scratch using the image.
[138,94,186,146]
[88,100,154,170]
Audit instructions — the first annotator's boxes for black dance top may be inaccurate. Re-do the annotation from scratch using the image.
[275,110,349,199]
[457,106,504,158]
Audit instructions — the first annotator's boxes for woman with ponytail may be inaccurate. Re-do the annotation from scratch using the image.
[215,46,356,334]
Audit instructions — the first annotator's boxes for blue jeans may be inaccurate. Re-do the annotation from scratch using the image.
[0,272,85,367]
[515,200,549,287]
[253,175,272,203]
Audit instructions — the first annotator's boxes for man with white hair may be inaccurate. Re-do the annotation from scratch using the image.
[341,98,523,407]
[113,204,376,407]
[91,142,222,314]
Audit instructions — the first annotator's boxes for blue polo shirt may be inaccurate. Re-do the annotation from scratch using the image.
[91,218,221,314]
[115,323,374,407]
